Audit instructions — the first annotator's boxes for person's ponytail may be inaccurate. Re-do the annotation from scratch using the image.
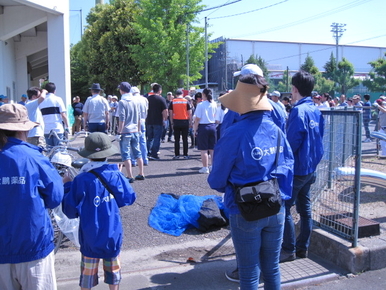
[203,88,213,102]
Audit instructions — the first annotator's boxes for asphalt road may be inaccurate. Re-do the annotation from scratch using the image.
[60,137,231,252]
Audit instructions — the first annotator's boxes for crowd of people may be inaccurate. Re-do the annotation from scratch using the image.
[1,69,386,290]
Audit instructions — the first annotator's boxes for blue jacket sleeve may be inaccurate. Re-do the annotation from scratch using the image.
[286,107,305,154]
[37,156,64,209]
[62,180,82,219]
[105,171,136,208]
[208,130,238,192]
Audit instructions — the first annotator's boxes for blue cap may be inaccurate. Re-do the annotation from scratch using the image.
[118,82,131,93]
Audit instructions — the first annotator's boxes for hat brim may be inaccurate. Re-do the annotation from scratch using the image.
[78,144,120,159]
[219,81,272,114]
[0,120,39,131]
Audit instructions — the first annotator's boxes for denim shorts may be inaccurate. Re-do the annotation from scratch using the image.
[120,133,141,161]
[79,255,121,288]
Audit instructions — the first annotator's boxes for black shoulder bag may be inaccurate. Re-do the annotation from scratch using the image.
[235,130,282,221]
[89,169,115,197]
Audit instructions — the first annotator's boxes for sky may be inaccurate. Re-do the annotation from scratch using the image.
[69,0,386,48]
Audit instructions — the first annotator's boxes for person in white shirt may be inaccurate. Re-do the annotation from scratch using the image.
[83,83,110,133]
[39,82,69,146]
[26,87,47,148]
[193,88,218,174]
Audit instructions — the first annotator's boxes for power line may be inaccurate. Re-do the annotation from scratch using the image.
[200,0,242,14]
[205,0,238,18]
[210,0,288,19]
[231,0,372,38]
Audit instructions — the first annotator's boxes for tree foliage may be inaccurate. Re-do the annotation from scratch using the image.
[363,52,386,93]
[78,0,142,95]
[300,54,319,75]
[70,43,90,100]
[314,72,335,95]
[276,69,291,93]
[334,57,360,94]
[299,55,334,94]
[323,52,336,80]
[131,0,212,92]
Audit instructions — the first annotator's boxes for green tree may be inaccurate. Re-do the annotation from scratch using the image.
[79,0,142,95]
[363,52,386,93]
[300,54,319,75]
[323,52,337,80]
[276,69,292,92]
[70,42,91,100]
[334,57,360,94]
[314,72,335,95]
[131,0,213,92]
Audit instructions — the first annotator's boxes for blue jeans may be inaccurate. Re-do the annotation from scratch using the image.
[88,122,107,133]
[363,118,371,139]
[146,124,163,158]
[131,122,148,165]
[230,206,284,290]
[282,172,316,253]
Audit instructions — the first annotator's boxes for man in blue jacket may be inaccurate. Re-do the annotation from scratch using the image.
[280,70,325,262]
[0,104,63,289]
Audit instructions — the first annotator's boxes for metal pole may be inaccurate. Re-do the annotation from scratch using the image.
[205,17,208,88]
[186,24,190,89]
[80,9,83,37]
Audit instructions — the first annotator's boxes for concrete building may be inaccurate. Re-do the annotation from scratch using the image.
[200,37,386,92]
[0,0,70,106]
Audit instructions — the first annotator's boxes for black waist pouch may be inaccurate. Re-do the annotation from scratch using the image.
[235,179,281,221]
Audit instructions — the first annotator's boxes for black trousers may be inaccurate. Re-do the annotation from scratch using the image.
[173,120,189,156]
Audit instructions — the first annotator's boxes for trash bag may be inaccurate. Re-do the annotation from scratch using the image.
[197,198,228,232]
[148,193,191,236]
[148,193,228,236]
[51,204,80,248]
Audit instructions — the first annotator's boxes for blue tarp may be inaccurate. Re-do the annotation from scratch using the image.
[148,193,227,236]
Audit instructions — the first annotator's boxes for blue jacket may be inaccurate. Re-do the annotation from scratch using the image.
[63,163,136,259]
[0,138,63,264]
[208,111,294,214]
[286,97,324,176]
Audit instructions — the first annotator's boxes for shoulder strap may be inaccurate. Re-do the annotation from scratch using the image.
[89,169,115,196]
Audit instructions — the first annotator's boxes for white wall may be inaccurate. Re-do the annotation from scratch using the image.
[226,39,386,75]
[0,0,70,107]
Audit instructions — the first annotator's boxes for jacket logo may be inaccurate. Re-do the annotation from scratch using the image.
[251,147,264,160]
[251,146,282,161]
[310,120,319,129]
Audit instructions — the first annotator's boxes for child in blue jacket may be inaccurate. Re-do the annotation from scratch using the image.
[62,132,136,289]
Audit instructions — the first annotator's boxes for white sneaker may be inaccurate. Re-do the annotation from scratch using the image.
[364,138,372,143]
[199,167,209,174]
[209,165,212,172]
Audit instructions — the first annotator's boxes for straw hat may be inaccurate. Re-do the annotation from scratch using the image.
[0,104,39,131]
[219,81,272,114]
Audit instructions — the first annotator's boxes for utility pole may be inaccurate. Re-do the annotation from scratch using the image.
[186,24,190,89]
[331,23,346,68]
[205,17,208,88]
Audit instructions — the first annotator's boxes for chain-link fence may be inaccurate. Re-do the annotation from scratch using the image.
[311,109,362,247]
